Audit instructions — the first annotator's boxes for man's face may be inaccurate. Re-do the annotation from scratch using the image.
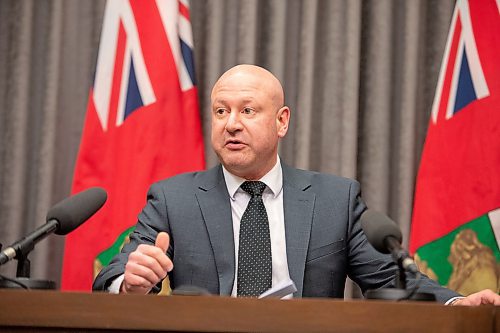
[210,68,289,180]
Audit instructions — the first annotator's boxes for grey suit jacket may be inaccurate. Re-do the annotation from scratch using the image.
[93,163,460,302]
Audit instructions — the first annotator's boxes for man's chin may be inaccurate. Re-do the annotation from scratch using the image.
[220,156,254,176]
[222,159,251,171]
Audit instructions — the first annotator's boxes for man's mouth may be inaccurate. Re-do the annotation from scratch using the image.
[224,139,246,149]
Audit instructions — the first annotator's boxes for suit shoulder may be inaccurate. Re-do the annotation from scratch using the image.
[150,173,198,194]
[150,165,221,191]
[154,171,199,186]
[286,166,360,189]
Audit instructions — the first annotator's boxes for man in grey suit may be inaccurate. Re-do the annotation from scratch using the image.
[93,64,499,305]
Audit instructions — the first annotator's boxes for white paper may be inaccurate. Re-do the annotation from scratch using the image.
[258,278,297,299]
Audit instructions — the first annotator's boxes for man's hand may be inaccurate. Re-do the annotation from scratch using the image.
[452,289,500,306]
[121,232,173,294]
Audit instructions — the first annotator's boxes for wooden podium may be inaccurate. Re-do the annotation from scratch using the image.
[0,289,497,332]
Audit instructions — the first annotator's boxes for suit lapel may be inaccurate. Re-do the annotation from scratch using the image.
[195,166,235,295]
[282,164,315,297]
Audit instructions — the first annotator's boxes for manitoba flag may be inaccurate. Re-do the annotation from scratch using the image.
[61,0,205,291]
[410,0,500,295]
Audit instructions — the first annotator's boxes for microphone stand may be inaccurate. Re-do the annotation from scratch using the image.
[0,243,56,290]
[0,187,107,290]
[365,255,435,301]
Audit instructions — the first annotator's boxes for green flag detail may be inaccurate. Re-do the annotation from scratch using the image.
[415,209,500,295]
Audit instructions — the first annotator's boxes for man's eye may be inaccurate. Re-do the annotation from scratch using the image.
[242,107,254,114]
[216,108,226,115]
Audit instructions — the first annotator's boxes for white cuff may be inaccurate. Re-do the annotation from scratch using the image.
[445,296,464,305]
[107,274,125,294]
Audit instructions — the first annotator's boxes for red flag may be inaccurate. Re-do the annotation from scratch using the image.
[410,0,500,294]
[61,0,205,291]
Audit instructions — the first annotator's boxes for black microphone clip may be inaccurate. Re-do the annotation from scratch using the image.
[384,236,418,274]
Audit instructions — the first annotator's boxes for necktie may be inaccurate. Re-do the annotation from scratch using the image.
[237,181,272,297]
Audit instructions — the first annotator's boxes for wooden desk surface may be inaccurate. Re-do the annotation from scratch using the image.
[0,289,497,332]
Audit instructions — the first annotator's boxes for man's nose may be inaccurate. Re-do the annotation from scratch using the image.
[225,111,243,132]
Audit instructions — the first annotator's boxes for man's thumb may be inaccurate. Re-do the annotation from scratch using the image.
[155,232,170,253]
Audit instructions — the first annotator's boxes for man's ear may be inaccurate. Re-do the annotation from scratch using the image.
[276,106,290,138]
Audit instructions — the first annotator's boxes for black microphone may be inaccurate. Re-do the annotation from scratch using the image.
[360,210,418,273]
[0,187,107,265]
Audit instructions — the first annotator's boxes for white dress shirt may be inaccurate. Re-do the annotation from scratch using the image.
[222,156,291,297]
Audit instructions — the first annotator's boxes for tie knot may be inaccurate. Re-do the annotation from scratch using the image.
[241,181,266,197]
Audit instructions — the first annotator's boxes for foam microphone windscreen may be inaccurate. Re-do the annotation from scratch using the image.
[360,209,402,254]
[46,187,107,235]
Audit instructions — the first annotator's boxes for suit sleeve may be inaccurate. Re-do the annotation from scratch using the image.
[92,182,171,292]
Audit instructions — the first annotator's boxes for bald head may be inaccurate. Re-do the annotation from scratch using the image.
[211,64,285,110]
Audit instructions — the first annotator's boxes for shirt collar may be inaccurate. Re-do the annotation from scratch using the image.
[222,156,283,200]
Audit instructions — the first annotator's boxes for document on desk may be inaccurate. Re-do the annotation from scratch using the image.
[258,278,297,299]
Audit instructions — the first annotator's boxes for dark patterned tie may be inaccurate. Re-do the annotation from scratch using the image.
[237,181,272,297]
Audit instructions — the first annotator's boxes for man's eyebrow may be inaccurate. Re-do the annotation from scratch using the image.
[212,99,227,105]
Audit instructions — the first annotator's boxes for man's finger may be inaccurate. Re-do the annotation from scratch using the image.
[126,258,166,284]
[135,243,173,272]
[154,232,174,272]
[122,272,153,294]
[155,232,170,253]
